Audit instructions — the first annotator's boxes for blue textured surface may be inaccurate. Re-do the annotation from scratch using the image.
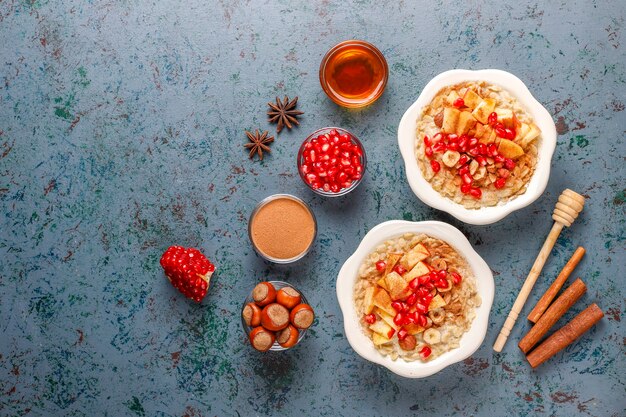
[1,1,625,416]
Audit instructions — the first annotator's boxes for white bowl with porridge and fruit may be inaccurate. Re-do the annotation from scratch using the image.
[398,69,556,225]
[336,220,494,378]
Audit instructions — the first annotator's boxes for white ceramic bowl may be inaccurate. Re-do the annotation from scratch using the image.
[336,220,494,378]
[398,69,557,225]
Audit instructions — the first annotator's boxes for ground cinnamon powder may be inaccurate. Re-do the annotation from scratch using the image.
[250,197,315,260]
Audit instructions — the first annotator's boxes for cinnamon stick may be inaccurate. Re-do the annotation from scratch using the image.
[527,246,585,323]
[519,278,586,353]
[526,303,603,368]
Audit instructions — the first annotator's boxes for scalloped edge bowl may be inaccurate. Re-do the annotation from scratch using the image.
[398,69,556,225]
[336,220,494,378]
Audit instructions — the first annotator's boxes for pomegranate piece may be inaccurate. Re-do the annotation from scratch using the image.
[391,301,403,312]
[397,328,408,341]
[494,178,507,189]
[450,271,462,285]
[488,112,498,126]
[375,260,387,272]
[419,345,432,359]
[430,160,441,173]
[160,246,216,303]
[469,187,482,199]
[406,293,418,306]
[453,98,465,108]
[393,313,404,326]
[409,278,420,291]
[504,158,516,170]
[364,314,376,324]
[393,265,407,275]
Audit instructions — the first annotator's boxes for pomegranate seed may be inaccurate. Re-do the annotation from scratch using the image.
[437,270,447,280]
[375,260,386,272]
[424,146,433,157]
[469,187,482,199]
[393,265,407,275]
[458,155,469,165]
[477,143,487,155]
[309,149,316,162]
[488,112,498,126]
[330,184,340,193]
[430,160,441,173]
[428,271,438,281]
[495,126,507,138]
[397,329,408,341]
[422,294,433,307]
[476,156,487,166]
[418,274,430,285]
[409,278,420,291]
[433,142,446,153]
[467,147,479,157]
[468,137,478,148]
[393,313,404,326]
[446,142,459,151]
[494,178,507,189]
[415,302,428,314]
[306,173,317,184]
[458,137,468,151]
[417,286,430,297]
[488,143,498,156]
[420,346,432,359]
[453,98,465,107]
[504,158,516,170]
[461,184,471,194]
[400,302,410,313]
[387,328,395,339]
[417,313,428,327]
[435,278,449,289]
[423,135,431,146]
[504,128,515,140]
[406,293,418,306]
[422,282,434,290]
[322,183,330,192]
[391,301,403,312]
[339,133,350,142]
[364,314,376,324]
[329,129,338,137]
[462,172,473,185]
[494,154,505,163]
[450,272,462,285]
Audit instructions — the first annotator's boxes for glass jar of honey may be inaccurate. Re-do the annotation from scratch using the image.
[319,40,388,108]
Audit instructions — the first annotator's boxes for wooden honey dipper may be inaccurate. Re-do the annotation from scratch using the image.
[493,189,585,352]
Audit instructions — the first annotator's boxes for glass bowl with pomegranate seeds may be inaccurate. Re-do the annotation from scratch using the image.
[297,127,367,197]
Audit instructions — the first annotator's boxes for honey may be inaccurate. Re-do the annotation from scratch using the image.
[320,40,388,108]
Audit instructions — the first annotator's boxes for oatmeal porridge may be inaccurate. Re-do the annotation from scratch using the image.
[353,233,481,362]
[415,81,541,209]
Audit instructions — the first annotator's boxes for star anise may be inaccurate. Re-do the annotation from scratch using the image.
[267,96,304,134]
[244,129,274,161]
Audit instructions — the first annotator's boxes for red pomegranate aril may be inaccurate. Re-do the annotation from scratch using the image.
[423,135,431,146]
[418,274,430,285]
[437,270,447,280]
[476,156,487,166]
[488,143,498,156]
[458,155,469,165]
[494,155,504,163]
[462,172,473,185]
[495,126,507,138]
[330,184,339,193]
[435,278,449,289]
[364,314,376,324]
[322,183,330,192]
[321,143,330,152]
[469,187,482,199]
[306,173,317,184]
[301,164,310,174]
[387,328,395,339]
[309,149,316,162]
[447,142,459,151]
[450,271,462,285]
[417,286,430,297]
[400,302,410,313]
[393,313,404,326]
[417,313,428,327]
[420,346,432,359]
[433,142,446,153]
[429,271,438,281]
[329,129,338,137]
[402,315,413,325]
[409,278,420,291]
[505,128,516,140]
[458,138,468,151]
[406,293,418,306]
[422,294,433,307]
[448,134,458,142]
[468,137,479,148]
[397,329,408,341]
[336,171,347,183]
[375,260,386,272]
[453,98,465,107]
[391,301,403,312]
[415,302,428,314]
[430,160,441,173]
[494,178,507,189]
[504,158,516,170]
[339,133,349,142]
[393,265,407,275]
[477,143,487,155]
[488,112,498,126]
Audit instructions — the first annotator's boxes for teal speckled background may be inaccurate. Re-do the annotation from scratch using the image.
[1,1,625,416]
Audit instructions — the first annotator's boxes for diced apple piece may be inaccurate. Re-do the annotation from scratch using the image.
[372,332,392,345]
[373,288,395,316]
[456,111,477,136]
[519,123,541,148]
[369,319,392,336]
[377,276,389,291]
[495,108,516,129]
[474,123,487,138]
[363,286,377,314]
[385,271,412,300]
[403,243,430,270]
[471,98,496,124]
[403,261,431,282]
[442,107,461,134]
[384,253,403,276]
[514,123,530,142]
[376,308,399,330]
[428,294,447,311]
[498,139,525,159]
[478,127,497,145]
[446,90,459,105]
[463,89,482,109]
[404,323,425,335]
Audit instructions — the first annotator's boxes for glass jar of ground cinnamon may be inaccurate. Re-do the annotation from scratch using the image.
[248,194,317,263]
